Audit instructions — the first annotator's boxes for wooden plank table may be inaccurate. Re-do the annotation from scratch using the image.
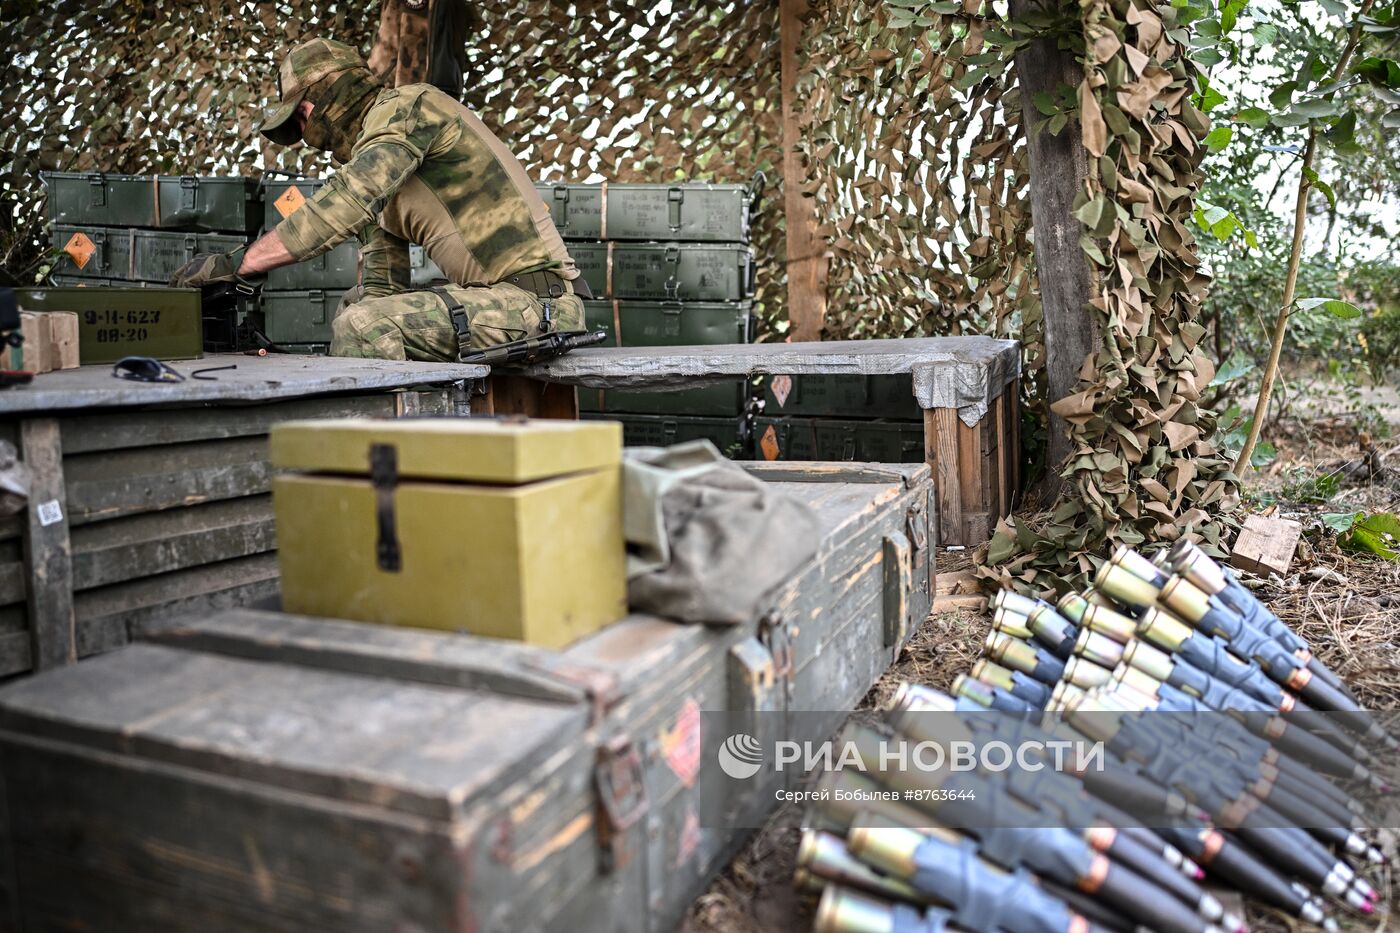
[515,337,1021,546]
[0,355,488,679]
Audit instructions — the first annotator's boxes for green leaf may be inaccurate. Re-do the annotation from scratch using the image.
[1234,106,1271,128]
[1325,111,1361,153]
[1386,108,1400,129]
[1301,166,1337,209]
[1289,96,1341,119]
[1297,297,1362,319]
[1251,22,1278,46]
[1244,227,1259,250]
[1322,511,1360,533]
[1033,91,1059,116]
[1194,48,1225,68]
[1354,56,1400,88]
[1318,0,1348,15]
[1339,512,1400,559]
[1209,352,1255,386]
[1268,81,1297,110]
[1200,85,1227,112]
[1203,126,1232,152]
[1251,441,1277,468]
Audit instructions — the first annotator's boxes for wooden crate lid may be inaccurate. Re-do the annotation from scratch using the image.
[271,417,621,483]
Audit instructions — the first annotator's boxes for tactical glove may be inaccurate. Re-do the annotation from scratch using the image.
[168,251,263,289]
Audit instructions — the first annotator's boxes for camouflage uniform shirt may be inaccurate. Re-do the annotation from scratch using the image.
[276,83,576,299]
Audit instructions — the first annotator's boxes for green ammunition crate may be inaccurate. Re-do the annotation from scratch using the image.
[758,373,920,420]
[579,300,752,416]
[51,225,247,284]
[261,290,346,346]
[752,416,819,461]
[17,286,203,363]
[537,182,754,243]
[262,177,361,290]
[42,172,261,234]
[753,417,925,464]
[582,412,749,457]
[570,242,753,301]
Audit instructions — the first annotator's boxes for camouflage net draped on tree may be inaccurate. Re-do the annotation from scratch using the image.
[0,0,1235,590]
[982,0,1241,593]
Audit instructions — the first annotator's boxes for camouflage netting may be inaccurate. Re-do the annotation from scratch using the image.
[0,0,1233,586]
[984,0,1241,591]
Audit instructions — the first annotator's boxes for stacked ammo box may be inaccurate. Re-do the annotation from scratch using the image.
[42,172,262,352]
[750,372,927,464]
[544,181,757,456]
[260,176,361,353]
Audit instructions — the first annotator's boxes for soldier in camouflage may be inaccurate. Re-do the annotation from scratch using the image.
[170,38,585,361]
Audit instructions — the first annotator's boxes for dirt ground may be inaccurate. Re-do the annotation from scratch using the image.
[683,399,1400,933]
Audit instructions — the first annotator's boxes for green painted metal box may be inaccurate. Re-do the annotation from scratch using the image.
[16,286,203,363]
[42,172,261,234]
[537,182,754,243]
[754,417,925,464]
[0,462,932,933]
[51,225,248,284]
[581,412,750,457]
[579,300,752,416]
[570,242,753,301]
[758,373,920,419]
[262,178,361,290]
[261,290,344,346]
[752,416,819,461]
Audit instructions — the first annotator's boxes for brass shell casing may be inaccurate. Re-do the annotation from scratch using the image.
[1110,544,1170,587]
[1114,663,1164,699]
[1076,629,1125,668]
[1058,591,1091,624]
[1095,561,1163,609]
[951,674,993,708]
[994,590,1042,618]
[971,659,1016,693]
[846,826,923,882]
[992,606,1034,640]
[1064,655,1114,689]
[1082,603,1138,644]
[814,886,896,933]
[1170,541,1228,594]
[1136,606,1193,652]
[1159,575,1212,623]
[1122,638,1175,681]
[986,632,1039,673]
[1051,680,1087,711]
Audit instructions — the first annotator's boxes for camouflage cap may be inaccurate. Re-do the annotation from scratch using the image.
[259,38,367,145]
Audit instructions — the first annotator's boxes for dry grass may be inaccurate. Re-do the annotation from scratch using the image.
[684,413,1400,933]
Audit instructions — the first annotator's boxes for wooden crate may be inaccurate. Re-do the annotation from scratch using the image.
[0,355,487,680]
[515,337,1021,548]
[0,462,932,933]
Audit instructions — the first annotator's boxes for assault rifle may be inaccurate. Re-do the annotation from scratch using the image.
[458,329,609,367]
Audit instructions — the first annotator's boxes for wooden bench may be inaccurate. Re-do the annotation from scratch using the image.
[0,354,488,678]
[505,337,1022,548]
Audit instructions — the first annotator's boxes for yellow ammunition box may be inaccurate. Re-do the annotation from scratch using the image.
[270,418,626,647]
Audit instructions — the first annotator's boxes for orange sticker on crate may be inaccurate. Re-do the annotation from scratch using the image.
[760,424,780,461]
[660,698,701,788]
[63,232,96,270]
[274,186,307,219]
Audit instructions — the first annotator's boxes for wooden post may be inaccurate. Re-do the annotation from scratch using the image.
[780,0,828,341]
[20,418,76,670]
[1011,0,1099,487]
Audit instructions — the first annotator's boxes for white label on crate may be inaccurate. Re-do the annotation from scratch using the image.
[36,499,63,527]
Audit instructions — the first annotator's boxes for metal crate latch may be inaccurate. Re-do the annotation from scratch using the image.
[594,735,647,873]
[369,443,402,572]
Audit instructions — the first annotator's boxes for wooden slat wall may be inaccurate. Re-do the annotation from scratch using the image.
[0,388,459,679]
[923,380,1019,548]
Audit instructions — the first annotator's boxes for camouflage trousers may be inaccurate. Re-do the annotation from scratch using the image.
[329,282,584,361]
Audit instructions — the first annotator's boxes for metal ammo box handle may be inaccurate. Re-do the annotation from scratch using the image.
[549,185,569,228]
[667,187,684,231]
[87,172,107,208]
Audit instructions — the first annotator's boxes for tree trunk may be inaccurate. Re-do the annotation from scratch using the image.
[1011,0,1099,490]
[780,0,829,342]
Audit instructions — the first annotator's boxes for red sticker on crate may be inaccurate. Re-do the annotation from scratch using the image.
[661,698,702,788]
